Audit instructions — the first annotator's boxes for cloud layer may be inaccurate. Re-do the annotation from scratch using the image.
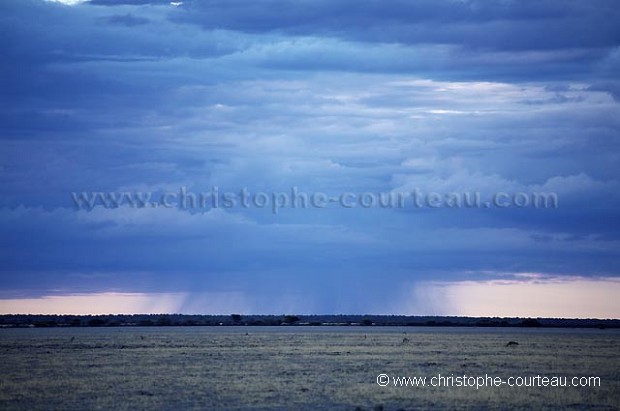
[1,0,619,316]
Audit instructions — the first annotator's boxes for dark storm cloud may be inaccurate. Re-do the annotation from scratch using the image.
[0,0,619,313]
[173,0,620,50]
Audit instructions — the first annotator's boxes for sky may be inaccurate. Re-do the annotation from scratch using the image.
[1,0,619,317]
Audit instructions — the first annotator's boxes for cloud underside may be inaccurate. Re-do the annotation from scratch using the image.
[0,0,619,316]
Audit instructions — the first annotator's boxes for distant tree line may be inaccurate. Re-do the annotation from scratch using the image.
[0,314,617,328]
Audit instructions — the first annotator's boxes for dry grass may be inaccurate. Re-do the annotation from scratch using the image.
[0,327,618,410]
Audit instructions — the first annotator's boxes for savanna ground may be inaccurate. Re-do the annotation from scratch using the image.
[0,327,618,410]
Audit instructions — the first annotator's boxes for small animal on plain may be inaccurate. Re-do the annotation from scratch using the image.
[506,341,519,347]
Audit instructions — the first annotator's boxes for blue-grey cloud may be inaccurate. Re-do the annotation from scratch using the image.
[0,0,619,314]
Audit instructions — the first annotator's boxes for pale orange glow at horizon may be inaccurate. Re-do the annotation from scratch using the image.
[0,292,251,315]
[0,293,185,315]
[413,277,620,319]
[0,277,619,318]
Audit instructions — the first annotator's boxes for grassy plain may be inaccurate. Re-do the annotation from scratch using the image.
[0,327,618,410]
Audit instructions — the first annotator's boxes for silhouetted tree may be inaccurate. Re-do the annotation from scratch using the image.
[519,318,542,327]
[88,318,106,327]
[283,315,300,324]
